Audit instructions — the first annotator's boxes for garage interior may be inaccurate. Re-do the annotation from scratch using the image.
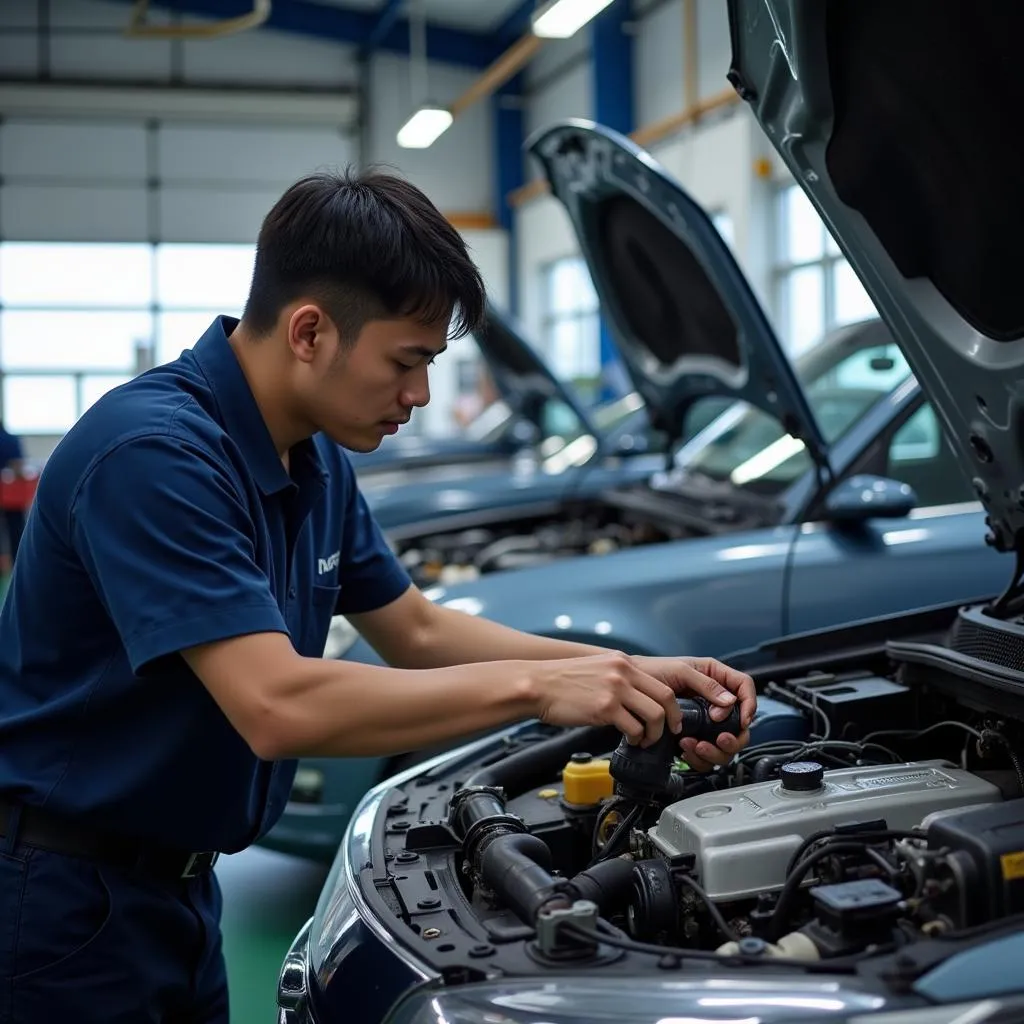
[0,0,898,1019]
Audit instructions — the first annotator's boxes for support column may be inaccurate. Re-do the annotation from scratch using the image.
[591,1,635,399]
[492,74,525,316]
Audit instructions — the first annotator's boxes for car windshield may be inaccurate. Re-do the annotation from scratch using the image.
[466,389,653,460]
[592,391,645,432]
[677,323,912,495]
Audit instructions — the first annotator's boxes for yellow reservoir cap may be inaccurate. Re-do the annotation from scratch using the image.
[562,754,614,806]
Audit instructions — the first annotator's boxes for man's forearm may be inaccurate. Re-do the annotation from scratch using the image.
[265,655,540,759]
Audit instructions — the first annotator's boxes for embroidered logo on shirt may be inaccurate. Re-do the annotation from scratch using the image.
[318,551,340,575]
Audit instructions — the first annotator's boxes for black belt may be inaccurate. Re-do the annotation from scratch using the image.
[0,799,220,881]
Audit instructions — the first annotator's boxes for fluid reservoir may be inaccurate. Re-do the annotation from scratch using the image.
[562,753,614,807]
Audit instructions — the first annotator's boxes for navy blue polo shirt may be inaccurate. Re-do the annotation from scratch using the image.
[0,317,412,854]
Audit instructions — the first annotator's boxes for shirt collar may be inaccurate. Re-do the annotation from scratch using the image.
[192,316,328,496]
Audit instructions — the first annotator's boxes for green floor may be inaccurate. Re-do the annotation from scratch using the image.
[217,848,328,1022]
[0,574,328,1022]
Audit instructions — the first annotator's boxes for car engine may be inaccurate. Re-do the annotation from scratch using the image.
[393,506,680,587]
[366,636,1024,982]
[392,480,773,587]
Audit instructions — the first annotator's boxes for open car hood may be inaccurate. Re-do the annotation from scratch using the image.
[528,119,828,468]
[477,299,599,447]
[726,0,1024,557]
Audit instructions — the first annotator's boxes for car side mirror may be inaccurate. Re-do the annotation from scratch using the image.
[824,474,918,523]
[614,432,649,454]
[508,419,540,445]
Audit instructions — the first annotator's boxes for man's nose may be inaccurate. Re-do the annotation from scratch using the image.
[400,366,430,409]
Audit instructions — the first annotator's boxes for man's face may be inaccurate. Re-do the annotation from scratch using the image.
[309,316,448,452]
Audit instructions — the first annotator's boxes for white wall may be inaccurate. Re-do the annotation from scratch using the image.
[1,118,359,244]
[634,0,686,125]
[524,32,593,181]
[365,53,495,213]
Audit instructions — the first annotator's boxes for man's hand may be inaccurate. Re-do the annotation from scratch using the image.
[634,655,756,771]
[528,652,684,747]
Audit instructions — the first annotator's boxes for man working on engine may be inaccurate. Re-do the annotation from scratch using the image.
[0,169,755,1023]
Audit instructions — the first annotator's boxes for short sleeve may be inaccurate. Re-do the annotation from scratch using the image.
[334,471,411,616]
[71,433,289,674]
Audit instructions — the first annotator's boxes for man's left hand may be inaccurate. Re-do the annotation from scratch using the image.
[633,655,756,771]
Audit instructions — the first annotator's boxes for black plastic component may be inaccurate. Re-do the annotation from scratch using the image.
[610,698,744,796]
[747,894,777,939]
[926,798,1024,927]
[404,822,460,852]
[793,674,912,740]
[801,879,903,958]
[780,761,825,792]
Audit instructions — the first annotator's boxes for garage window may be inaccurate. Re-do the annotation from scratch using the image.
[541,256,601,385]
[774,183,877,356]
[0,241,255,434]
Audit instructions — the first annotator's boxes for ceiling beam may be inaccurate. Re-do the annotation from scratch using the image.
[106,0,504,68]
[362,0,405,56]
[495,0,537,40]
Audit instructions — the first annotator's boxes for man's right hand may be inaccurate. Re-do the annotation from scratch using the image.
[527,652,684,746]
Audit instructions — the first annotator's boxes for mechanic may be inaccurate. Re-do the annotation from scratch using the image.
[0,169,755,1023]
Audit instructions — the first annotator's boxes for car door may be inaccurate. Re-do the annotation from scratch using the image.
[785,401,1009,636]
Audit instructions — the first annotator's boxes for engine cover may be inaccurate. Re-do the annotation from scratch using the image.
[647,760,1001,902]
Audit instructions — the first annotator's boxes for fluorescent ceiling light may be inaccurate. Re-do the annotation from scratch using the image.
[396,104,452,149]
[531,0,615,38]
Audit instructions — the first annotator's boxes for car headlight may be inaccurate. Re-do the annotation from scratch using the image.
[382,977,890,1023]
[322,615,359,660]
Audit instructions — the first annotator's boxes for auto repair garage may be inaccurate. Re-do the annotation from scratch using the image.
[3,1,1020,1022]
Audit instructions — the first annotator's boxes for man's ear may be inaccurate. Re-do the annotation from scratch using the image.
[287,304,329,364]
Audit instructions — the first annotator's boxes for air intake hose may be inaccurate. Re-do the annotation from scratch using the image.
[449,785,636,926]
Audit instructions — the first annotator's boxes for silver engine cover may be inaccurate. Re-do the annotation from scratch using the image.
[647,760,1001,902]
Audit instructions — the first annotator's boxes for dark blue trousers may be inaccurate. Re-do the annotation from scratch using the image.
[0,837,228,1023]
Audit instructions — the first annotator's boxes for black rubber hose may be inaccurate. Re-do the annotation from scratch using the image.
[465,724,619,794]
[567,856,636,914]
[449,788,507,842]
[479,832,567,923]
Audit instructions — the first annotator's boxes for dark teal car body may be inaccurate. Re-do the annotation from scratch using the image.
[260,116,1009,864]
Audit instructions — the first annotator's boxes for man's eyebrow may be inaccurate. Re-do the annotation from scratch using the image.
[402,344,448,359]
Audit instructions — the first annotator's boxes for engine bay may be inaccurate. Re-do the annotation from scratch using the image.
[361,603,1024,988]
[391,481,773,588]
[392,503,679,587]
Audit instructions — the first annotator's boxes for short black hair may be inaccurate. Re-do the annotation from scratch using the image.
[241,168,486,343]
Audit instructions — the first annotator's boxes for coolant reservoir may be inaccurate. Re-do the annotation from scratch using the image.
[562,753,614,806]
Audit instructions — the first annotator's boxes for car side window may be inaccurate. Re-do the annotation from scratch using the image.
[541,399,587,445]
[885,403,976,508]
